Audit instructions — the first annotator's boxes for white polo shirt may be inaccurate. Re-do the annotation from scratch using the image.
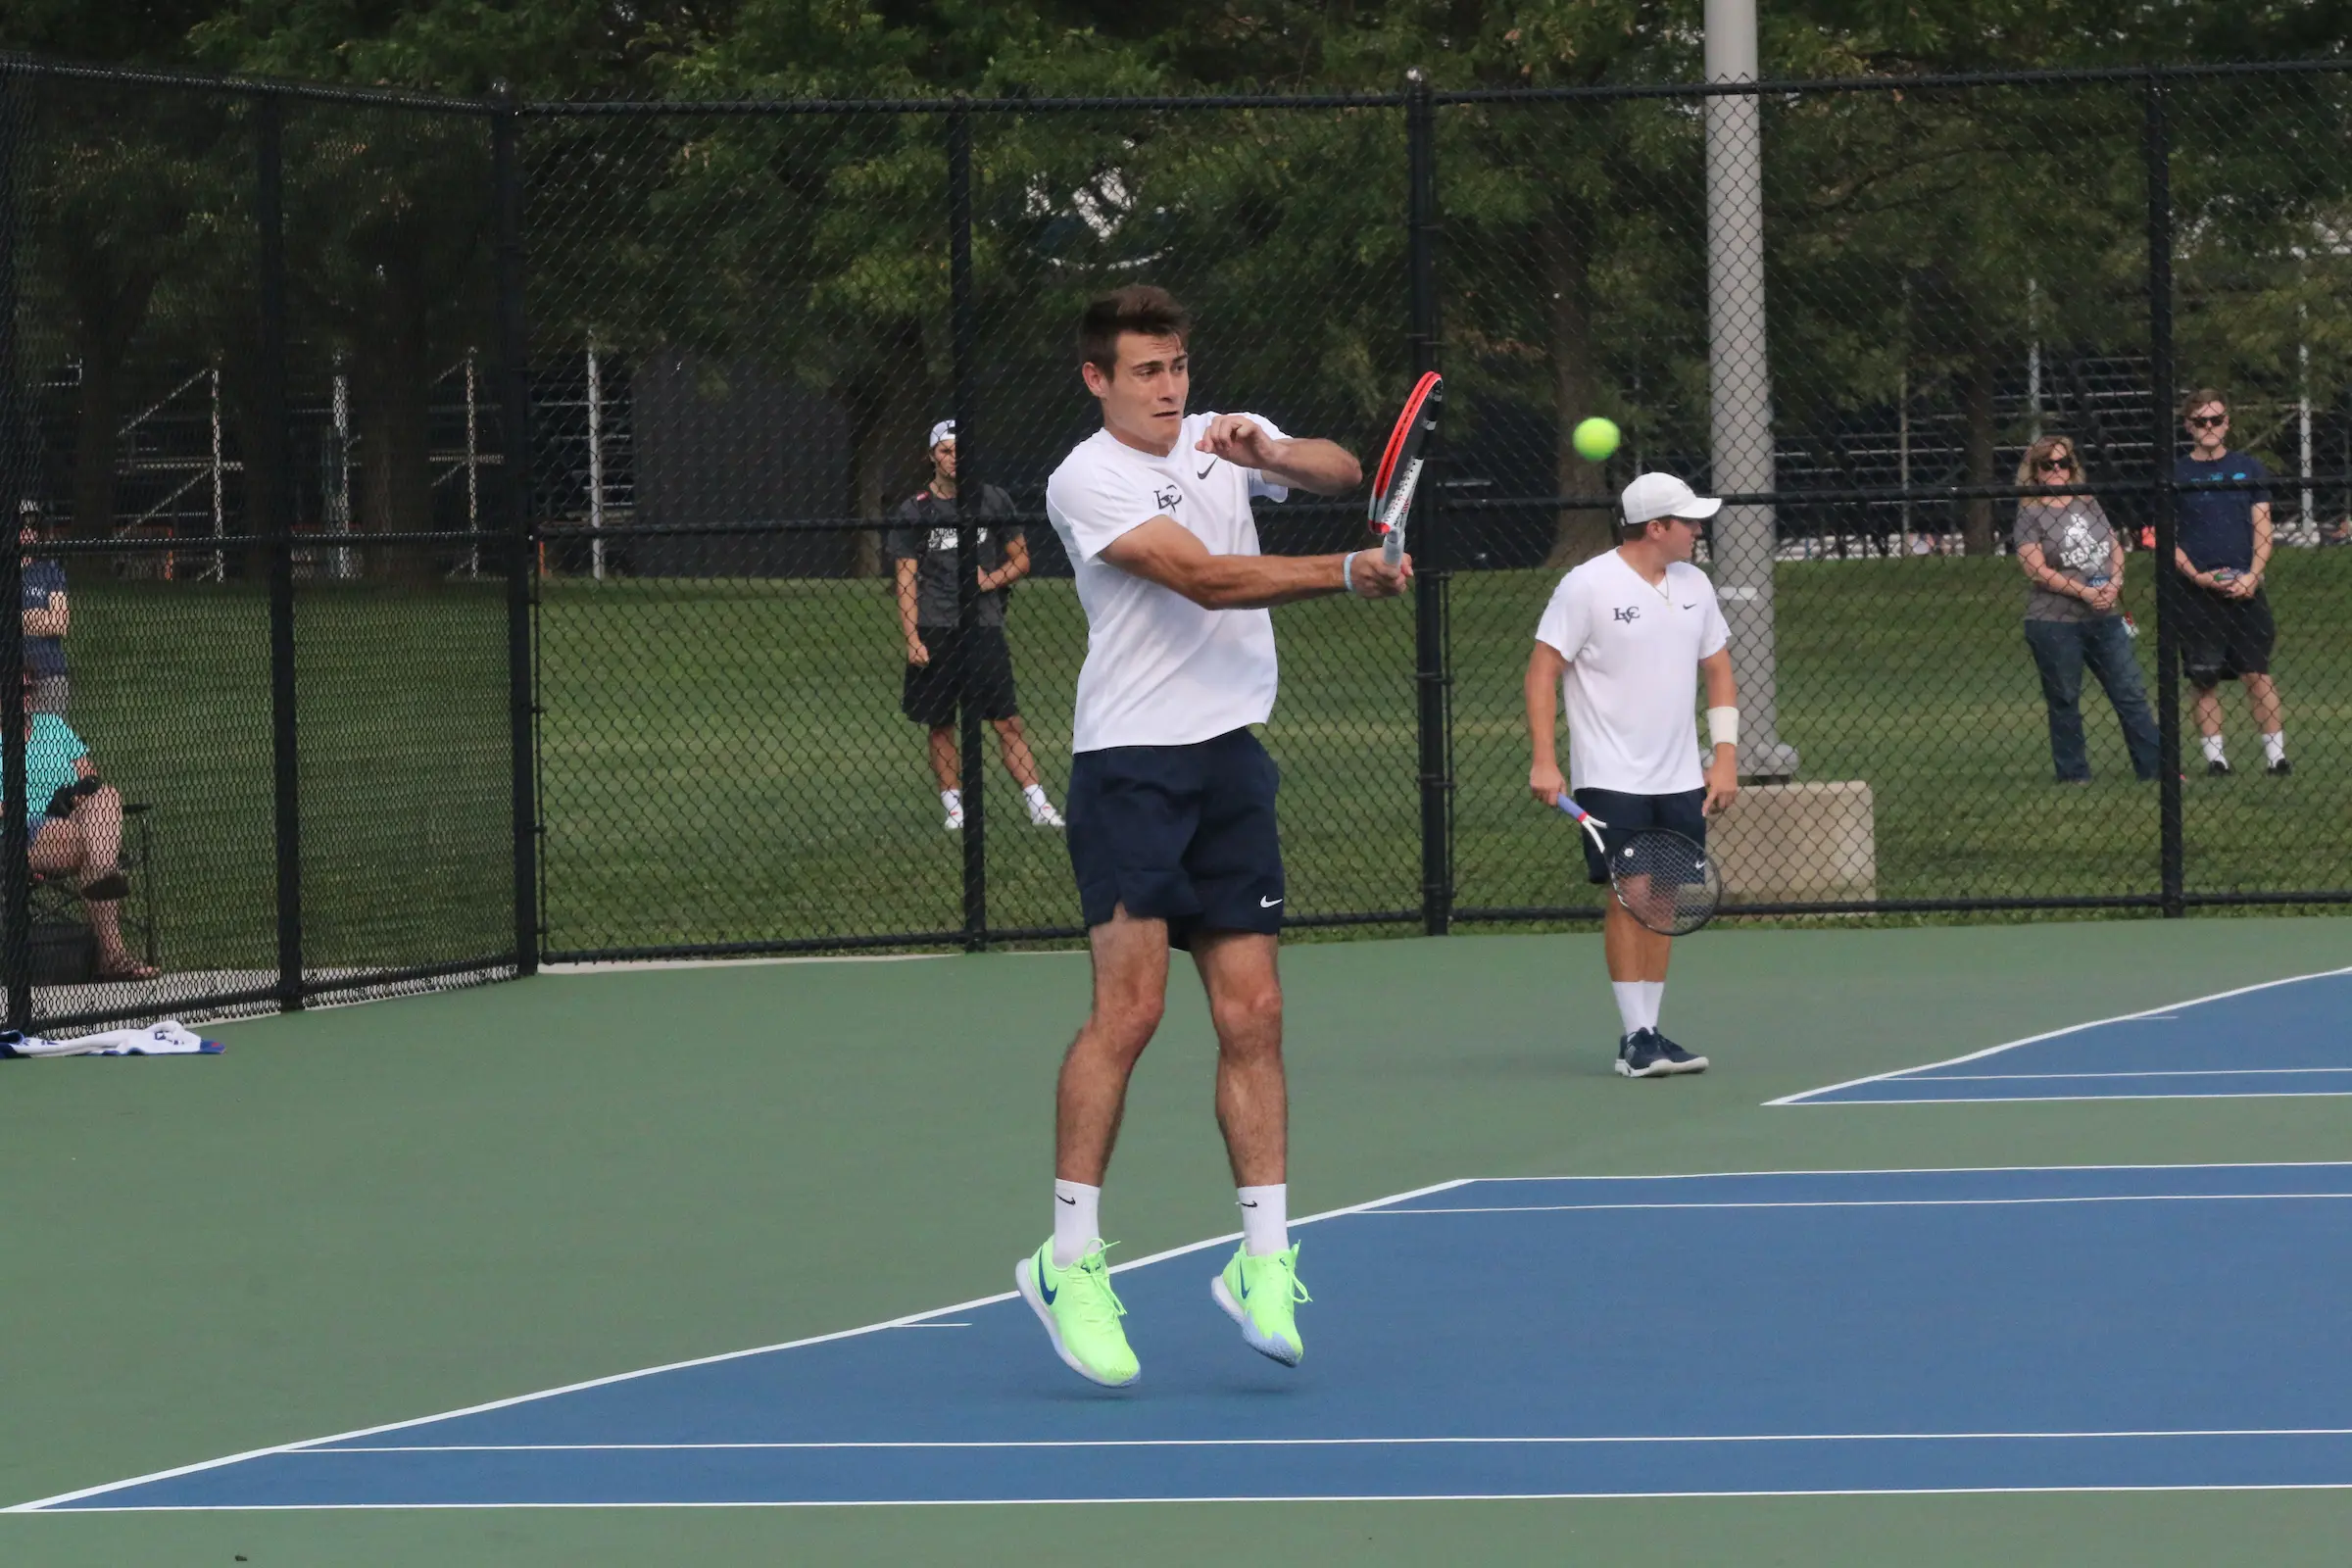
[1534,550,1730,795]
[1045,412,1290,753]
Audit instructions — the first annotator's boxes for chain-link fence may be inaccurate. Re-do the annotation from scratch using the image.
[5,57,2349,1018]
[0,61,525,1038]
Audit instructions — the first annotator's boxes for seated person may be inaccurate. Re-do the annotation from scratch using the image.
[16,680,153,980]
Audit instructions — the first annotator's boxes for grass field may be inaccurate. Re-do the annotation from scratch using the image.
[51,546,2352,981]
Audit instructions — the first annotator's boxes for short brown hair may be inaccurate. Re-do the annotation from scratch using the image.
[2180,387,2228,420]
[1079,285,1190,375]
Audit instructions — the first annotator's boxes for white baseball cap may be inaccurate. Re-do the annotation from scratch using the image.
[1621,471,1722,526]
[928,419,956,449]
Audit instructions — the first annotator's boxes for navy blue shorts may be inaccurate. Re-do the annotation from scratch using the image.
[1571,786,1707,885]
[1066,727,1285,950]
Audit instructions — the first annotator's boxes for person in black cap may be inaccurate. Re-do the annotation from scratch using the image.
[885,420,1063,830]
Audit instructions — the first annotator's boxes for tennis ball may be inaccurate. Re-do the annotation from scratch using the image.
[1572,416,1621,464]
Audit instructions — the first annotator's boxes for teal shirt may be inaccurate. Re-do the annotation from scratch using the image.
[21,712,87,825]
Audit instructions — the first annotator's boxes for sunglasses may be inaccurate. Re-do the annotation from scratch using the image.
[2186,413,2228,428]
[2037,456,2075,470]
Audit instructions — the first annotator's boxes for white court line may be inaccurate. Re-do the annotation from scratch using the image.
[1899,1067,2352,1082]
[295,1425,2352,1454]
[1768,964,2352,1107]
[1802,1089,2352,1107]
[1465,1157,2352,1183]
[41,1482,2352,1512]
[4,1176,1471,1514]
[1367,1193,2352,1216]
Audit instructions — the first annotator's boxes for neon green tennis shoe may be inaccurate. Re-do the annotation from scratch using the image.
[1015,1240,1140,1388]
[1211,1243,1310,1366]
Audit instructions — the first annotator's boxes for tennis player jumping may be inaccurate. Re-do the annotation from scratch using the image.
[1015,285,1406,1388]
[1526,472,1740,1078]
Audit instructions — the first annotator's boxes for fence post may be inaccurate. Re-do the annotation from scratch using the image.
[1405,70,1451,935]
[947,105,986,950]
[0,66,29,1029]
[2145,69,2183,918]
[257,92,304,1005]
[493,87,541,974]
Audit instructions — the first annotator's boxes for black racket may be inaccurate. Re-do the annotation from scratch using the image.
[1555,796,1723,937]
[1369,371,1443,567]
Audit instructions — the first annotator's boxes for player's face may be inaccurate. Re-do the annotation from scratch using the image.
[1087,332,1189,450]
[1654,515,1701,564]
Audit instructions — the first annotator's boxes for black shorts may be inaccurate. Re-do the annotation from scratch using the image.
[1571,786,1708,886]
[902,624,1019,727]
[2178,586,2275,686]
[1066,727,1284,950]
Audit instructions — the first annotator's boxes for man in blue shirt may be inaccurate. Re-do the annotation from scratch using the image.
[2173,390,2286,776]
[19,501,68,713]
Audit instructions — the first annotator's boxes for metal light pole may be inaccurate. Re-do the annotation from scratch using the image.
[1704,0,1797,776]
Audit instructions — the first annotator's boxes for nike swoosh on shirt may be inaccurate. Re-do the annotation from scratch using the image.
[1197,459,1218,478]
[1682,603,1697,610]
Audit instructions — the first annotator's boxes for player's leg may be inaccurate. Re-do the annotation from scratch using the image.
[2236,594,2285,773]
[2181,600,2231,773]
[1016,743,1202,1387]
[2024,617,2091,781]
[904,626,964,826]
[1184,730,1308,1364]
[2082,615,2162,781]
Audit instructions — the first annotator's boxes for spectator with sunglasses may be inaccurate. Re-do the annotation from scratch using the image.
[2174,390,2287,776]
[2013,436,2160,783]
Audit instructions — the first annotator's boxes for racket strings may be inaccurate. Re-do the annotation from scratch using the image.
[1611,831,1722,938]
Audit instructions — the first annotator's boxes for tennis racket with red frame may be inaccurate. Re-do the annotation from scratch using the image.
[1369,371,1444,567]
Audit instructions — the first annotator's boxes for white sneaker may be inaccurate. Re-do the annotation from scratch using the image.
[944,801,964,831]
[1029,801,1065,828]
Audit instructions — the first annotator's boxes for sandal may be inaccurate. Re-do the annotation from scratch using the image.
[94,957,159,982]
[79,870,129,902]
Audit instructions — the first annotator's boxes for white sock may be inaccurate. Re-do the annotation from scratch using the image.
[1641,980,1666,1031]
[1051,1179,1100,1269]
[1023,783,1050,808]
[2201,735,2227,764]
[1238,1184,1290,1256]
[1611,981,1645,1037]
[2263,730,2286,764]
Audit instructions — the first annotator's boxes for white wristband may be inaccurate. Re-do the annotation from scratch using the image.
[1343,551,1358,595]
[1706,706,1740,750]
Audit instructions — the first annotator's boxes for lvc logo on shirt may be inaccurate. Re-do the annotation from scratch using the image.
[1612,606,1642,624]
[1154,486,1181,513]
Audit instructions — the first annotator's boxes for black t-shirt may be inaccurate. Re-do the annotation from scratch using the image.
[2175,451,2270,573]
[885,486,1021,629]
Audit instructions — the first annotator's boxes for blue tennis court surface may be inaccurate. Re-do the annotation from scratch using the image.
[1776,967,2352,1106]
[20,1161,2352,1510]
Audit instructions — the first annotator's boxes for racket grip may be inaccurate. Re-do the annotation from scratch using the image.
[1382,529,1402,567]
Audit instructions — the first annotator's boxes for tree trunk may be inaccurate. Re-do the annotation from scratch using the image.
[63,268,161,539]
[1542,192,1611,566]
[844,320,932,579]
[1962,334,1999,557]
[351,254,436,583]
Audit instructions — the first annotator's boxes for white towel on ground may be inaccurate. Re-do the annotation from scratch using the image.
[0,1020,220,1057]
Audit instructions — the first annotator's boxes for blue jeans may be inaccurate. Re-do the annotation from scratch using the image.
[2023,616,2162,781]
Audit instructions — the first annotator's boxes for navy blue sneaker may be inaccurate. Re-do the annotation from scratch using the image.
[1649,1030,1710,1075]
[1616,1029,1672,1078]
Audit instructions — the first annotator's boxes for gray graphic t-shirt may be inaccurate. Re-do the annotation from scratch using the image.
[2013,497,2119,623]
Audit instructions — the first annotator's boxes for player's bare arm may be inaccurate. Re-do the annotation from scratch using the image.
[1102,515,1409,611]
[1700,647,1739,816]
[2240,501,2272,599]
[980,534,1031,593]
[1193,415,1362,495]
[1524,638,1568,807]
[895,557,928,665]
